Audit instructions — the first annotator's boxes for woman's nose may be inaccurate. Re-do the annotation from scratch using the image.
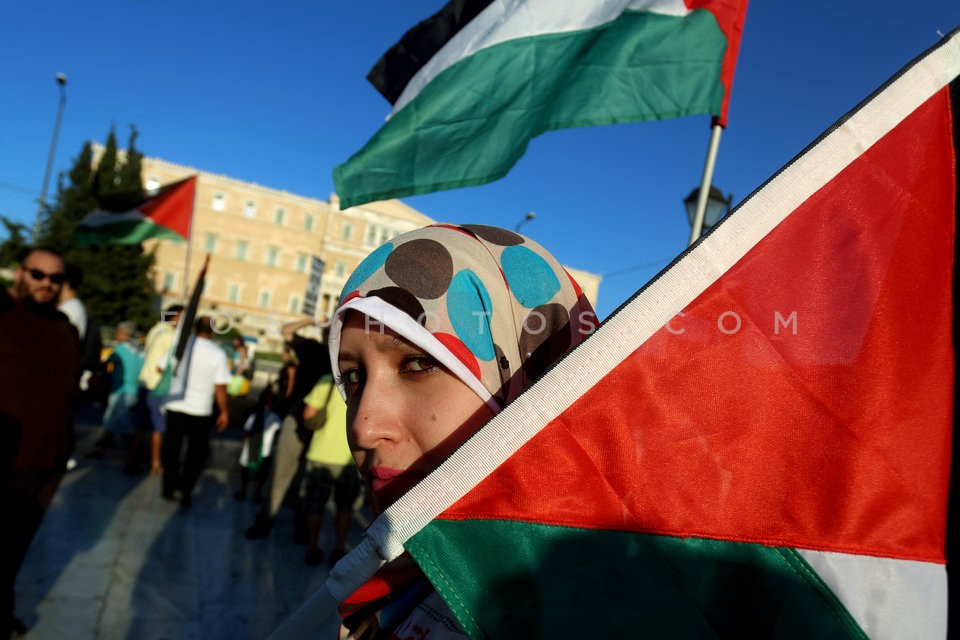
[349,375,402,450]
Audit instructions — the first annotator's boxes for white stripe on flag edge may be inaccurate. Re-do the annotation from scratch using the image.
[798,550,947,640]
[392,0,690,114]
[269,30,960,640]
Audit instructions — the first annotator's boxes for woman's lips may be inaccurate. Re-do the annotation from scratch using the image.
[368,466,424,503]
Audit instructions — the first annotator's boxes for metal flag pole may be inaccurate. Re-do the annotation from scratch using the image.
[688,124,724,246]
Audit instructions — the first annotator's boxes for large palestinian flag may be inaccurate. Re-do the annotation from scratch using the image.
[272,28,959,640]
[74,176,195,247]
[333,0,748,209]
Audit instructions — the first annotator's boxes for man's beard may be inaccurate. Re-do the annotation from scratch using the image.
[14,279,57,309]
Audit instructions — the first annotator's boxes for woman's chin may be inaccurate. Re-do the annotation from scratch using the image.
[371,474,423,511]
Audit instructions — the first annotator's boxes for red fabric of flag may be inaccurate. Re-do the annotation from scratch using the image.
[438,86,956,565]
[141,176,195,238]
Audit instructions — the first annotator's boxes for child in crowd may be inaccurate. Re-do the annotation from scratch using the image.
[235,383,282,503]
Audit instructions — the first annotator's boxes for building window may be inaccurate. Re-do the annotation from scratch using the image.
[342,223,353,241]
[265,246,279,267]
[295,253,308,273]
[203,232,218,254]
[289,295,301,314]
[243,199,256,218]
[258,289,271,309]
[162,271,176,292]
[235,240,248,261]
[304,214,315,232]
[227,283,241,302]
[363,224,393,247]
[274,207,285,225]
[212,192,225,211]
[334,261,346,278]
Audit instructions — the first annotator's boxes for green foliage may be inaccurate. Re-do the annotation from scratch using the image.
[24,124,159,331]
[0,217,30,268]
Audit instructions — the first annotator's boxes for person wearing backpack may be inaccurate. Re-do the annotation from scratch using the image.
[136,304,184,475]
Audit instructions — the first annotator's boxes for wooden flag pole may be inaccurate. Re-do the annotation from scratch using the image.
[688,124,724,246]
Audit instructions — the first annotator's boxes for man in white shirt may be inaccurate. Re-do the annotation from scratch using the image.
[160,316,230,509]
[57,263,87,341]
[58,263,87,473]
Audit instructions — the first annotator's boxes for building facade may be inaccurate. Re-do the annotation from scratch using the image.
[130,152,601,352]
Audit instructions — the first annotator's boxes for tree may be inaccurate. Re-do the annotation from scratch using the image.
[0,218,30,278]
[27,124,159,332]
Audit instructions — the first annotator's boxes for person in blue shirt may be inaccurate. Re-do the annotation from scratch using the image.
[89,321,145,473]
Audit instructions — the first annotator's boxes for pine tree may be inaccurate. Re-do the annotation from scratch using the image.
[0,218,30,280]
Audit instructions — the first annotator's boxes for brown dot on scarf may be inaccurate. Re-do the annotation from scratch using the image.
[384,239,453,299]
[463,224,524,247]
[519,303,573,383]
[366,287,427,327]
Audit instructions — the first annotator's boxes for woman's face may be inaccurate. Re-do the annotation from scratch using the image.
[337,312,495,511]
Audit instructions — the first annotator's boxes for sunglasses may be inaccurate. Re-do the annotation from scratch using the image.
[25,267,66,285]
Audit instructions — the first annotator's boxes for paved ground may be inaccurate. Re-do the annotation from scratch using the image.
[15,400,369,640]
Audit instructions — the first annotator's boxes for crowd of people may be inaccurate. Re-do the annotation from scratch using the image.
[4,223,596,640]
[0,245,363,639]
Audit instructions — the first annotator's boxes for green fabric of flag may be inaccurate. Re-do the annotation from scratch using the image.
[409,521,866,639]
[334,0,747,209]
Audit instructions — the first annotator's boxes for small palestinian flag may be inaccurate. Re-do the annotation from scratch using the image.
[74,176,195,247]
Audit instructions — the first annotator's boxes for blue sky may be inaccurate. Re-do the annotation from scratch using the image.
[1,1,958,319]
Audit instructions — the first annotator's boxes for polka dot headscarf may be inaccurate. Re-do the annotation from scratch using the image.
[327,224,597,410]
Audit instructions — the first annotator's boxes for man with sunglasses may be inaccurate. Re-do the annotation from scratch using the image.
[1,246,81,638]
[13,250,68,306]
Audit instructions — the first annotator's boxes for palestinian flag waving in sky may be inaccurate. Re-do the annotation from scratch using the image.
[273,27,959,640]
[74,176,195,247]
[334,0,748,209]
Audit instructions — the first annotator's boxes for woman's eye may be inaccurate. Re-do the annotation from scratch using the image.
[339,368,363,390]
[402,356,437,373]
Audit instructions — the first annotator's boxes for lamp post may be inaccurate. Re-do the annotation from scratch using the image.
[515,211,536,233]
[683,186,732,245]
[36,72,68,240]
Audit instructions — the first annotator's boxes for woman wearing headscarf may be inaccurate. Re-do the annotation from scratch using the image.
[326,224,596,639]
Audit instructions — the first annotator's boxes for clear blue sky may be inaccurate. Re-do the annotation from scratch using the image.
[1,2,958,319]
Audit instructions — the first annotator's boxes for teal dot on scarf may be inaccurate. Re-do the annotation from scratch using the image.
[501,245,560,308]
[447,270,495,362]
[342,242,393,296]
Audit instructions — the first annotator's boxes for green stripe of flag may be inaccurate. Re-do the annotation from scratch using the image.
[334,9,727,208]
[74,218,184,247]
[408,520,867,639]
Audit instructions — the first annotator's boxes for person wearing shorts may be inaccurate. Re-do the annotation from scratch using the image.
[298,373,360,567]
[136,304,183,474]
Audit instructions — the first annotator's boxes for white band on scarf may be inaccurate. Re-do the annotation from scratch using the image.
[328,296,499,412]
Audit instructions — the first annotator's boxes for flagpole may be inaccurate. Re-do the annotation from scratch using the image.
[687,124,724,246]
[181,176,198,302]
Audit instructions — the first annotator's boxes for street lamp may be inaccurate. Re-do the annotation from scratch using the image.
[515,211,536,233]
[683,186,732,243]
[36,72,68,239]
